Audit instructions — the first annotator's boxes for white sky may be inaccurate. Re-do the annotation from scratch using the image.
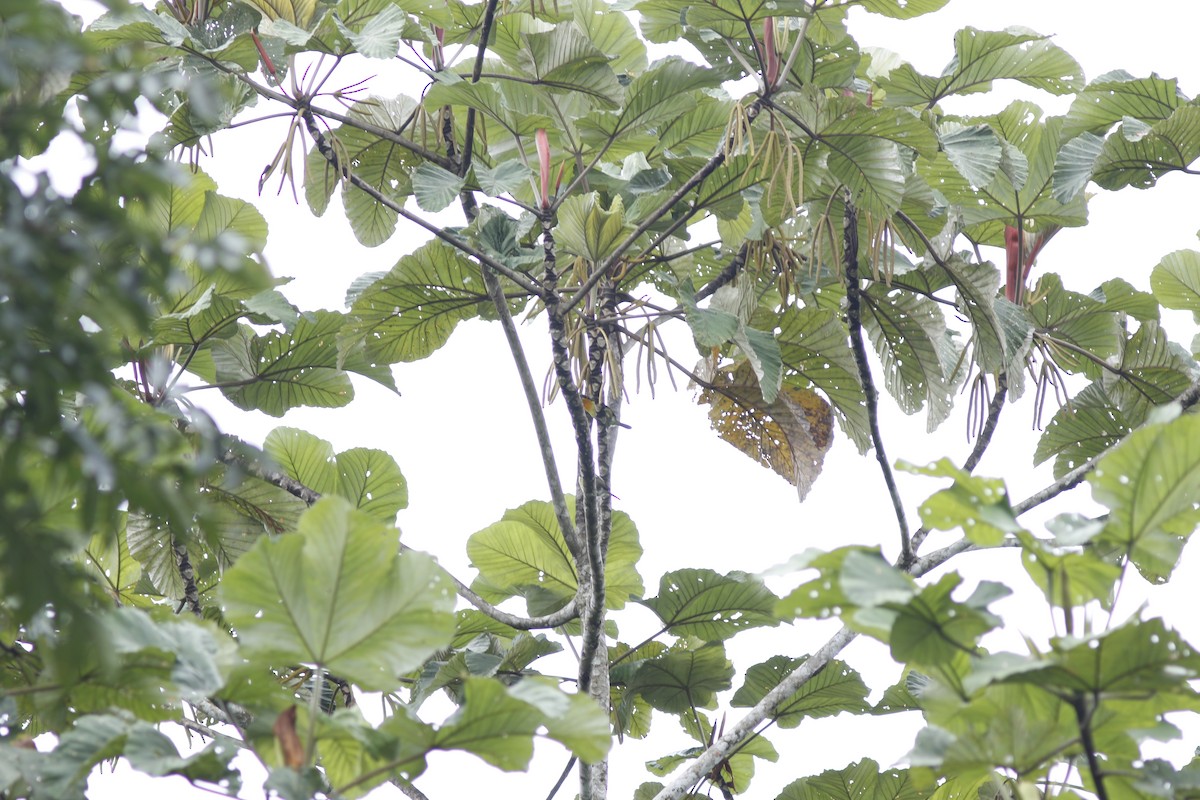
[61,0,1200,797]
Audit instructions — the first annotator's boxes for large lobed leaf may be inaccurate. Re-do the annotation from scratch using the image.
[639,568,779,641]
[220,497,455,691]
[467,497,644,611]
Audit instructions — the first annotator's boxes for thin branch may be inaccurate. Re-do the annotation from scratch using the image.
[218,438,320,505]
[545,756,578,800]
[843,191,911,566]
[962,371,1008,473]
[694,244,749,303]
[389,777,433,800]
[457,0,502,178]
[480,249,583,561]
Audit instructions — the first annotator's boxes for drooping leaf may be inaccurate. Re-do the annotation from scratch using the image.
[220,497,455,690]
[1089,412,1200,584]
[1019,531,1121,610]
[629,643,735,713]
[776,306,870,450]
[880,27,1084,108]
[862,284,957,431]
[1091,106,1200,191]
[1150,249,1200,322]
[346,240,491,364]
[699,361,836,502]
[209,312,354,416]
[639,569,779,642]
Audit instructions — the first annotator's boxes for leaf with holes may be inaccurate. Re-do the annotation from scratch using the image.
[699,361,836,501]
[732,655,869,727]
[639,569,779,642]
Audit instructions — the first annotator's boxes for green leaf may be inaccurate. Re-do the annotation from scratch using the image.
[101,608,234,699]
[778,759,925,800]
[1103,321,1195,424]
[220,497,455,690]
[678,280,739,348]
[734,326,783,405]
[318,97,420,246]
[902,458,1022,546]
[1062,71,1186,140]
[554,192,631,263]
[880,27,1084,108]
[332,2,405,59]
[1039,618,1200,694]
[81,524,143,607]
[1052,131,1104,203]
[731,656,869,727]
[336,447,408,522]
[1019,531,1121,610]
[346,240,490,364]
[210,312,354,416]
[1091,106,1200,191]
[237,0,317,27]
[862,285,957,431]
[1034,382,1131,479]
[639,569,779,642]
[776,307,870,452]
[474,160,532,196]
[467,498,643,611]
[630,643,735,713]
[1089,413,1200,584]
[937,123,1001,188]
[433,678,609,769]
[195,192,270,252]
[264,426,340,496]
[1151,249,1200,322]
[411,162,466,212]
[1027,273,1121,373]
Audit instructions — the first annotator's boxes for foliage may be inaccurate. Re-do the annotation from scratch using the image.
[3,0,1200,799]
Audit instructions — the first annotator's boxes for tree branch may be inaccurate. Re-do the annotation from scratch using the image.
[457,0,501,178]
[652,627,859,800]
[1070,692,1109,800]
[843,191,911,565]
[480,260,583,561]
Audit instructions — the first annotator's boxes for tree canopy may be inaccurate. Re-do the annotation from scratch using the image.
[3,0,1200,799]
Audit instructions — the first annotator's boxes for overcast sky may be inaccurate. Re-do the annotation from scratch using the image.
[64,1,1200,797]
